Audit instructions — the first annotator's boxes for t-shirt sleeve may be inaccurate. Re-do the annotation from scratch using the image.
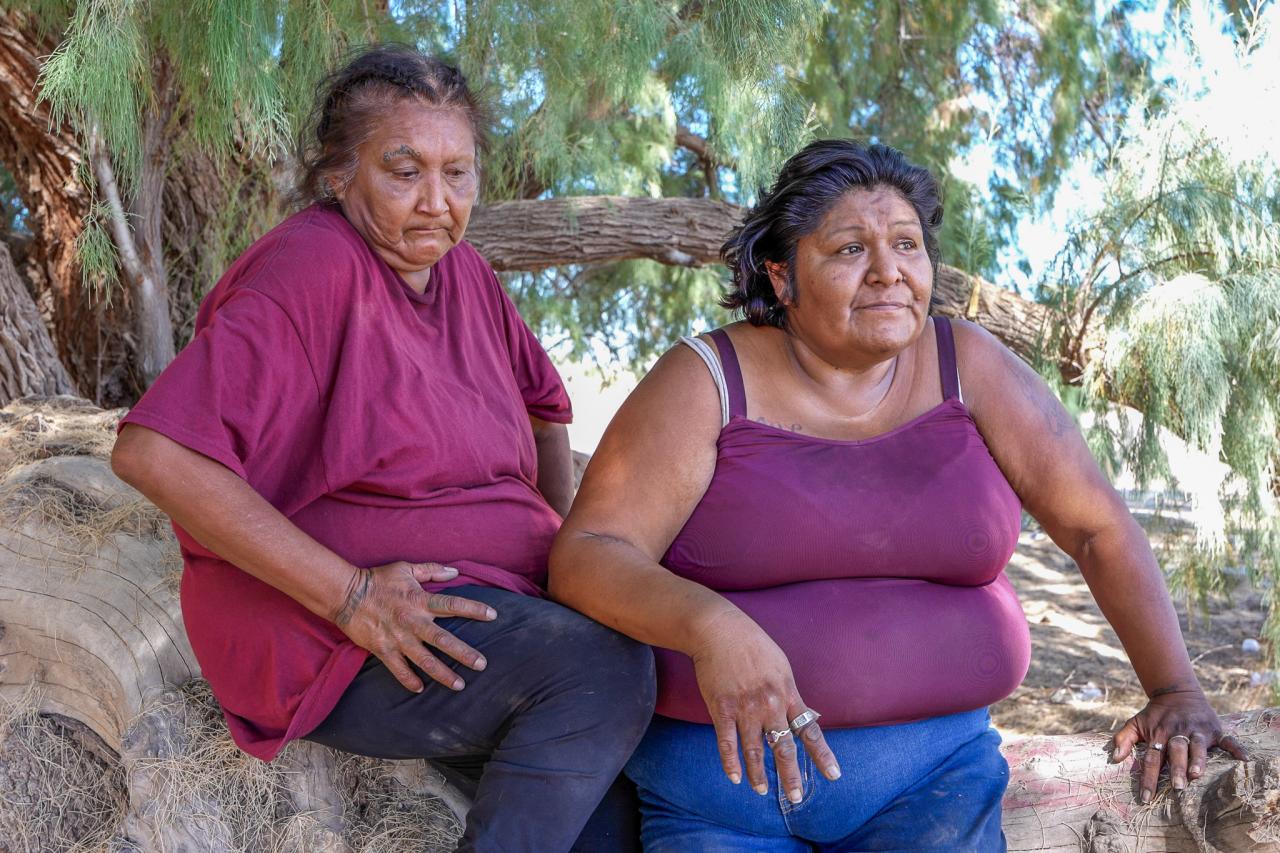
[118,289,329,503]
[492,273,573,424]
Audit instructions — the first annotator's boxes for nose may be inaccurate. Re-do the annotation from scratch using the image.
[864,244,901,287]
[417,172,448,218]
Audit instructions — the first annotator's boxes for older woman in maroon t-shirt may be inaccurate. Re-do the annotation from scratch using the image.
[550,140,1244,850]
[111,46,653,853]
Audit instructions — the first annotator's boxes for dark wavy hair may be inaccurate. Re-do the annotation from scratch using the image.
[292,44,492,207]
[721,140,944,327]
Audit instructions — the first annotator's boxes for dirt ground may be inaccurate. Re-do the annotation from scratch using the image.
[991,527,1274,738]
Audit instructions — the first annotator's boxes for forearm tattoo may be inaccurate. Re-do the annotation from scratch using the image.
[1012,360,1073,438]
[333,569,372,626]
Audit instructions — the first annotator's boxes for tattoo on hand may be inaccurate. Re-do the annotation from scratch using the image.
[334,569,372,626]
[1150,684,1191,698]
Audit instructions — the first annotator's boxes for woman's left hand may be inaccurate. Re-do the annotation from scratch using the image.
[1111,688,1248,802]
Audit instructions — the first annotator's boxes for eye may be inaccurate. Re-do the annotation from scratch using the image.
[394,169,419,180]
[896,239,918,250]
[838,243,864,255]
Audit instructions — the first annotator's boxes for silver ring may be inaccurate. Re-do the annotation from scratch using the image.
[765,728,792,746]
[1151,742,1164,751]
[1168,735,1191,745]
[790,709,821,732]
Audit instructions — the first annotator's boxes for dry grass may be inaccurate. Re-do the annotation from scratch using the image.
[0,689,127,853]
[0,397,121,468]
[124,682,461,852]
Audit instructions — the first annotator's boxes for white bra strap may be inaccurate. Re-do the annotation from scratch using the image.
[679,335,730,428]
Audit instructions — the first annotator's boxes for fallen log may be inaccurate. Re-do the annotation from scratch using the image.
[0,397,1276,851]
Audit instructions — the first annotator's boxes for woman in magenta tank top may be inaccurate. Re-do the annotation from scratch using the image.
[550,140,1243,851]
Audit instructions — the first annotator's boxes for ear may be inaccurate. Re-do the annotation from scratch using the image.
[328,177,345,203]
[764,260,790,304]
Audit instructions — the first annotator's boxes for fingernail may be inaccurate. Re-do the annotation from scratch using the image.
[1192,764,1202,775]
[788,788,802,804]
[1141,789,1152,804]
[728,772,741,784]
[441,567,458,576]
[485,608,497,619]
[753,784,767,795]
[1173,780,1185,790]
[474,656,487,670]
[452,679,464,691]
[826,765,842,780]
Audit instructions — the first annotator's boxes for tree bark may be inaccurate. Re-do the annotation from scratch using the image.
[0,10,104,398]
[0,242,75,405]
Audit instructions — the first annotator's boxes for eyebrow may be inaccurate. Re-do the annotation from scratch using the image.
[382,144,421,162]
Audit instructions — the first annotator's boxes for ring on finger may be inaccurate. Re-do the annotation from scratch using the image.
[765,729,792,746]
[789,709,821,732]
[1151,742,1164,751]
[1168,735,1191,746]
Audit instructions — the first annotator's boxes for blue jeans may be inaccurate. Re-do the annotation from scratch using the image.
[625,709,1007,852]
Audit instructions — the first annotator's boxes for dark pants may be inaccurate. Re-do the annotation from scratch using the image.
[305,585,657,852]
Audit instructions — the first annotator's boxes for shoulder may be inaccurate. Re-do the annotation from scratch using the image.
[445,240,511,306]
[200,206,373,325]
[618,334,725,433]
[948,316,1028,384]
[946,316,1058,424]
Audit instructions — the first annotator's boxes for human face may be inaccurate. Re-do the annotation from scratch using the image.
[334,103,478,292]
[768,186,933,367]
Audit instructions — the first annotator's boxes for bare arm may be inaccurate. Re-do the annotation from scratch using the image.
[954,319,1245,798]
[530,416,574,517]
[550,341,840,799]
[111,424,495,692]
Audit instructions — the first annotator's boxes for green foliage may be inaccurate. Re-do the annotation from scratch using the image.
[794,0,1154,278]
[1051,1,1280,619]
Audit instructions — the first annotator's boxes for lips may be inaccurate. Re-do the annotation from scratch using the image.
[856,302,908,310]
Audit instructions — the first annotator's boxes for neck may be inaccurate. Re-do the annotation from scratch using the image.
[401,266,432,294]
[782,333,901,416]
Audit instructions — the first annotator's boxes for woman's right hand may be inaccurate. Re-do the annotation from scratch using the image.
[332,561,497,693]
[690,610,842,802]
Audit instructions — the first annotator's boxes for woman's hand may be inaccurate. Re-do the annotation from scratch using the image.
[690,611,842,803]
[333,561,497,693]
[1111,688,1248,802]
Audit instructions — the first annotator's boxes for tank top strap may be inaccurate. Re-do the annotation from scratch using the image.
[933,317,961,402]
[707,329,748,419]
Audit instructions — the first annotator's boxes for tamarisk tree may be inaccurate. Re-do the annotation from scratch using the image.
[0,0,1151,400]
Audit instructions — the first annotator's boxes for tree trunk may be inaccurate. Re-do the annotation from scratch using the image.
[1002,720,1280,852]
[0,10,104,398]
[0,11,269,403]
[0,397,1276,850]
[0,242,74,404]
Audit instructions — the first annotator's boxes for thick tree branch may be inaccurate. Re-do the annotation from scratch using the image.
[467,196,1063,370]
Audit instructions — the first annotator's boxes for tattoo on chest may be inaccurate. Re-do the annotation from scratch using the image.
[754,417,803,433]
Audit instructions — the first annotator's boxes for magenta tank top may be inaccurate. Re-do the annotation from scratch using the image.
[656,318,1031,727]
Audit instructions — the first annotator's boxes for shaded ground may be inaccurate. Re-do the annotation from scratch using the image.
[992,529,1272,738]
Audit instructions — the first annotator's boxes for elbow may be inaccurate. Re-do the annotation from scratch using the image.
[110,428,143,487]
[111,424,162,492]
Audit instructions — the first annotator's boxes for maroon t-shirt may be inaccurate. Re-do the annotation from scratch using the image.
[121,205,571,760]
